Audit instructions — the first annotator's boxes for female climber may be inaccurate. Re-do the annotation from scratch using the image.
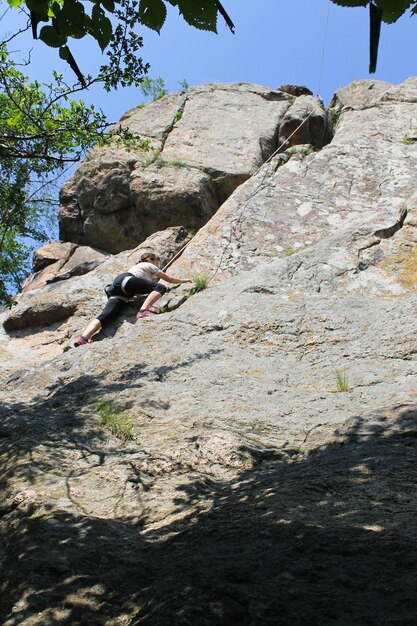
[74,251,192,347]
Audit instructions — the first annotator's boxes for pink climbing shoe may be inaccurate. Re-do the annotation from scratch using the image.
[136,309,156,320]
[74,336,94,347]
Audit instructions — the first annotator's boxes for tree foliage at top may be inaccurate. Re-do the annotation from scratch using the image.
[330,0,417,72]
[0,42,148,165]
[0,40,149,305]
[7,0,415,79]
[7,0,235,86]
[0,158,56,305]
[1,0,234,305]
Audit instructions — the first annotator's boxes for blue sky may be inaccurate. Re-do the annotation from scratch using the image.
[3,0,417,123]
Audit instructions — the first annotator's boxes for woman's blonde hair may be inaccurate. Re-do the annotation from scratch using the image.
[140,251,160,263]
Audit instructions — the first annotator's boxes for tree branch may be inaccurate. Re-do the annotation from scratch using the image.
[0,143,82,163]
[1,19,31,45]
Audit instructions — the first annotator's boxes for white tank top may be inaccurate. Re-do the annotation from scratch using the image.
[127,262,160,282]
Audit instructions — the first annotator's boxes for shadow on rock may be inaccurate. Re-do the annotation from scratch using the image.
[1,367,417,624]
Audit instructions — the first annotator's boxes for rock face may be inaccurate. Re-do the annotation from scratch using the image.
[59,83,329,253]
[32,240,76,272]
[1,79,417,625]
[23,242,109,293]
[169,78,417,283]
[0,226,190,367]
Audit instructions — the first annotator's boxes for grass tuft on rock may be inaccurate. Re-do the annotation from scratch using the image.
[97,401,134,441]
[335,370,352,393]
[192,275,210,292]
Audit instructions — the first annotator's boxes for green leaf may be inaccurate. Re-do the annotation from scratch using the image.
[99,0,115,12]
[54,0,89,37]
[39,24,67,47]
[369,1,382,73]
[30,10,43,38]
[50,1,61,15]
[377,0,414,23]
[139,0,167,33]
[65,50,86,85]
[26,0,50,18]
[6,0,25,7]
[91,4,113,50]
[168,0,217,32]
[216,0,235,34]
[59,44,70,60]
[329,1,369,6]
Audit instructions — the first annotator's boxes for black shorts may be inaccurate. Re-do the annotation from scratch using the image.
[96,273,167,326]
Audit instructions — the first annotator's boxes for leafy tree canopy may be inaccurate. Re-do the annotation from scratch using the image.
[0,40,149,305]
[0,159,56,305]
[330,0,417,72]
[0,42,148,165]
[1,1,234,305]
[6,0,234,86]
[7,0,415,79]
[330,0,417,23]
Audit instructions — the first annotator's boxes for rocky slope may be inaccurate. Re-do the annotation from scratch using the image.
[59,83,329,253]
[1,79,417,625]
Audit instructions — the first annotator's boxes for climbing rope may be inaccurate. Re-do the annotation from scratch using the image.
[317,1,331,99]
[163,98,328,280]
[210,102,328,282]
[163,3,332,278]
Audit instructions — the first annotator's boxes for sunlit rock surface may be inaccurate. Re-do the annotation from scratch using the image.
[1,79,417,626]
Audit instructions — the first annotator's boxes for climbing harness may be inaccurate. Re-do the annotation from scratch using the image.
[104,273,134,299]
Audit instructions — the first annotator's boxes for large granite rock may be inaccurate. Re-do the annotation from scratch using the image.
[278,95,330,150]
[23,242,109,293]
[1,79,417,626]
[32,241,76,272]
[330,78,392,109]
[169,78,417,282]
[59,83,329,253]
